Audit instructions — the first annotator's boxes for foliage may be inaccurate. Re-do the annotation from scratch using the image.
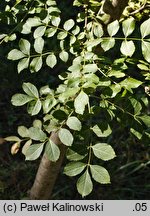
[1,0,150,197]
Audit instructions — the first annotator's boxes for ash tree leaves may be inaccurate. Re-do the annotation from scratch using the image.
[63,19,75,31]
[11,82,42,115]
[122,17,135,37]
[66,116,82,131]
[11,94,33,106]
[92,143,116,161]
[64,162,86,176]
[45,139,60,162]
[23,82,39,98]
[8,39,31,73]
[28,127,47,142]
[25,143,45,161]
[74,91,89,115]
[46,53,57,68]
[58,128,73,146]
[77,169,93,197]
[120,40,135,57]
[90,165,110,184]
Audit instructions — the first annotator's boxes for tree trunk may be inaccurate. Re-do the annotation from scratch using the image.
[29,132,67,200]
[103,0,129,22]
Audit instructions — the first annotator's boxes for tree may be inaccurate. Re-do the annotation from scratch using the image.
[1,0,150,199]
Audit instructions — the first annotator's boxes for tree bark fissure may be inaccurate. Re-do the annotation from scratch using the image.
[29,132,67,200]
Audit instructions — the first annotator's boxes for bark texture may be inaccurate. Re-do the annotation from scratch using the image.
[29,132,67,200]
[103,0,129,22]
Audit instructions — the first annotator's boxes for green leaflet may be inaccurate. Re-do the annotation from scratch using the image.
[63,19,75,31]
[74,91,89,115]
[141,41,150,63]
[120,40,135,57]
[19,39,30,55]
[11,94,33,106]
[22,82,39,98]
[34,26,46,38]
[101,38,115,51]
[25,143,44,160]
[59,50,69,62]
[122,17,135,37]
[90,165,110,184]
[51,16,61,27]
[46,53,57,68]
[58,128,73,146]
[17,126,29,138]
[18,58,30,73]
[107,20,119,37]
[77,169,93,197]
[45,139,60,162]
[92,143,116,161]
[92,124,112,137]
[28,127,47,141]
[64,162,86,176]
[66,116,82,131]
[27,99,42,116]
[66,149,86,161]
[30,57,43,73]
[34,37,44,54]
[140,18,150,38]
[8,49,26,60]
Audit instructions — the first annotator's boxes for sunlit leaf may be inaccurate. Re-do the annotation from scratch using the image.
[58,128,73,146]
[77,169,93,197]
[25,143,44,160]
[45,139,60,162]
[64,162,86,176]
[90,165,110,184]
[92,143,116,161]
